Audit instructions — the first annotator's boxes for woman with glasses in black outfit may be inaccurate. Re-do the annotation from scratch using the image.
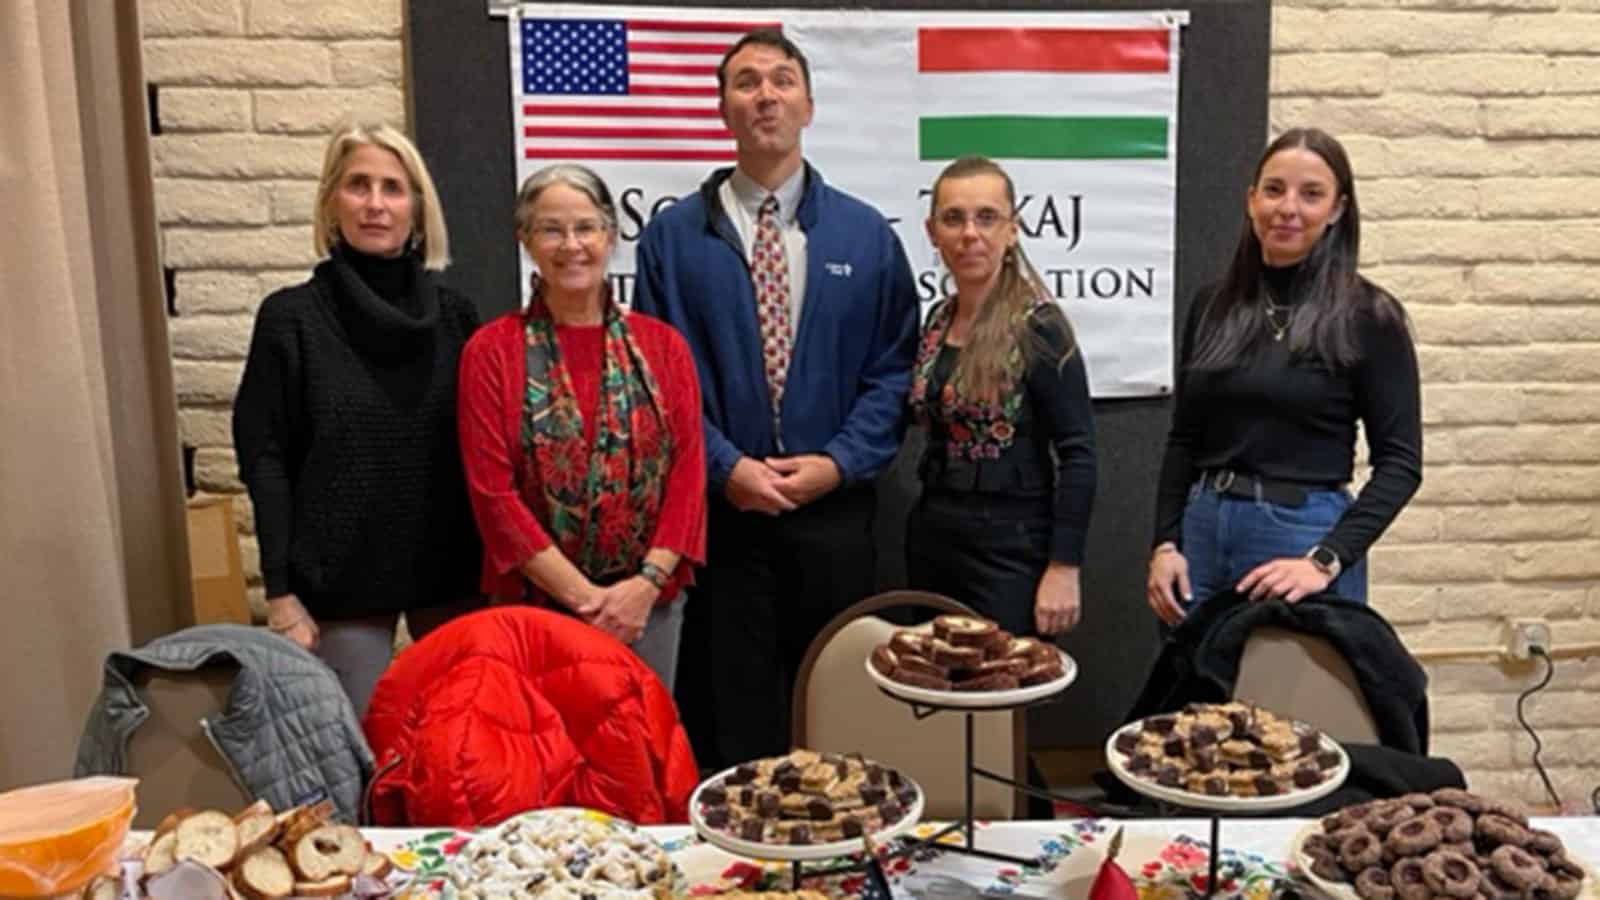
[1146,128,1422,625]
[906,155,1097,639]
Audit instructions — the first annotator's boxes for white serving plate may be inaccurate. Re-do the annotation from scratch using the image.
[1103,715,1349,813]
[1289,821,1599,900]
[688,763,924,862]
[864,648,1077,710]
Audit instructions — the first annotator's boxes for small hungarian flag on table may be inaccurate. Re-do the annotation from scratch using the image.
[1090,827,1139,900]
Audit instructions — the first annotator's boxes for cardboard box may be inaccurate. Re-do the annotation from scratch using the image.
[186,494,249,625]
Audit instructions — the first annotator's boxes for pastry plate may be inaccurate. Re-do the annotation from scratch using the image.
[387,807,683,898]
[688,765,925,862]
[1289,822,1599,900]
[864,648,1077,710]
[1103,718,1349,813]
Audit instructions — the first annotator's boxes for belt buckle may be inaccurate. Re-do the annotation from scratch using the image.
[1211,470,1236,492]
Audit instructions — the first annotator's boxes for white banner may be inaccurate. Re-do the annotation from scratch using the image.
[507,5,1183,397]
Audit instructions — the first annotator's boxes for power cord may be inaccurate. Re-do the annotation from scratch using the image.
[1516,646,1562,812]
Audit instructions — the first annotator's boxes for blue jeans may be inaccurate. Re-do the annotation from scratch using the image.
[1180,478,1368,612]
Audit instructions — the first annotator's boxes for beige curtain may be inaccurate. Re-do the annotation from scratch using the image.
[0,1,190,788]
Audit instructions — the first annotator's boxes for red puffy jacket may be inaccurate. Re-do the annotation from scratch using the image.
[363,607,698,827]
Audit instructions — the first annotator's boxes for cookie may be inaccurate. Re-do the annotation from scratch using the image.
[1420,849,1480,899]
[927,637,983,669]
[1340,829,1384,872]
[887,632,927,658]
[1386,815,1443,857]
[889,667,950,691]
[1488,845,1544,890]
[869,645,899,677]
[1389,858,1430,900]
[1019,660,1064,686]
[932,615,997,647]
[953,671,1020,691]
[893,653,948,680]
[1355,866,1396,900]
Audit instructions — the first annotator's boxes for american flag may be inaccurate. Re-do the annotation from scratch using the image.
[519,17,780,162]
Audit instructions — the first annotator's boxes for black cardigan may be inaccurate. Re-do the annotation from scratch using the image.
[232,249,482,619]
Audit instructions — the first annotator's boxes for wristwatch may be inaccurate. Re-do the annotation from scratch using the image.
[1306,545,1342,580]
[639,561,671,590]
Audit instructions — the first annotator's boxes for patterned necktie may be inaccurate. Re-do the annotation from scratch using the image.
[751,195,793,423]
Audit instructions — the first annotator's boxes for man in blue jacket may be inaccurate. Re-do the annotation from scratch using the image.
[633,28,919,769]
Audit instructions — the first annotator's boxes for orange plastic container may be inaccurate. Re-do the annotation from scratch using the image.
[0,776,136,897]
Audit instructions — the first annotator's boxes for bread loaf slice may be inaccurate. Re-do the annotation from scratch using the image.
[291,824,366,881]
[234,808,280,856]
[143,830,178,878]
[276,800,334,846]
[294,875,353,896]
[174,809,240,870]
[235,846,294,900]
[361,849,394,880]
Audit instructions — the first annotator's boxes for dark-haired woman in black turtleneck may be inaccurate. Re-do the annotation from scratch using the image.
[1146,128,1422,625]
[233,123,481,717]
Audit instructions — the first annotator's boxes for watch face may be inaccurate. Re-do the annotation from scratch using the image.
[1311,547,1337,567]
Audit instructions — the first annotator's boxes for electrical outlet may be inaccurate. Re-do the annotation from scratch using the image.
[1503,618,1553,660]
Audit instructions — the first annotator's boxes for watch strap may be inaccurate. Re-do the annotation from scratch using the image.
[639,561,670,590]
[1306,545,1342,579]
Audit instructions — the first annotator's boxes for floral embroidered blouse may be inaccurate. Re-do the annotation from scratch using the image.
[913,301,1098,565]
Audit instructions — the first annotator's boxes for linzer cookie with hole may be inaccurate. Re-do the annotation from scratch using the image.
[696,750,917,847]
[1112,702,1336,799]
[871,615,1065,692]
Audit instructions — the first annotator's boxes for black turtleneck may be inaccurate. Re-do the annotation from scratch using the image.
[233,251,483,618]
[336,243,418,314]
[1152,268,1422,568]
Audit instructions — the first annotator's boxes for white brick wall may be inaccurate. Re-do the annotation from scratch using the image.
[1275,0,1600,810]
[144,0,1600,809]
[142,0,407,618]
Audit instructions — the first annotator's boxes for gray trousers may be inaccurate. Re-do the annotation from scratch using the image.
[314,601,477,721]
[632,598,685,693]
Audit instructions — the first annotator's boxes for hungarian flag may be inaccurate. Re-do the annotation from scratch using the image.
[915,26,1174,161]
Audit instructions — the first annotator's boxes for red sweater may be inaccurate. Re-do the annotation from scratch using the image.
[458,312,706,603]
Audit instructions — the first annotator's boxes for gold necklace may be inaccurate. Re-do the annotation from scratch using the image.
[1264,303,1290,342]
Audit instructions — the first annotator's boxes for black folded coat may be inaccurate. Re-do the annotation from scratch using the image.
[1124,592,1431,755]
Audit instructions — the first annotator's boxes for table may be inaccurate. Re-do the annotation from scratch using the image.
[366,817,1600,899]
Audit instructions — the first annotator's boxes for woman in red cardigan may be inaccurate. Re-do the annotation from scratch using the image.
[457,163,706,689]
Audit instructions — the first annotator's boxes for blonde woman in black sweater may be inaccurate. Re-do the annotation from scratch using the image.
[233,122,481,717]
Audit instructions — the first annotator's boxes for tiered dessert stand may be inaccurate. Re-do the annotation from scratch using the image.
[866,650,1079,869]
[1103,719,1351,897]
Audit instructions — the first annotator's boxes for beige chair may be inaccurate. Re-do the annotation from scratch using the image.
[124,664,253,827]
[1232,625,1380,744]
[792,591,1027,820]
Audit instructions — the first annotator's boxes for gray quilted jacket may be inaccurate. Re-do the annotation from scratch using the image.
[74,624,373,821]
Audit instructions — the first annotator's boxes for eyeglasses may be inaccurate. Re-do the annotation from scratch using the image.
[528,219,608,246]
[934,208,1011,234]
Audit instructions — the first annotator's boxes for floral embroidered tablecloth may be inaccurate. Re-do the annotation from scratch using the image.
[376,816,1600,899]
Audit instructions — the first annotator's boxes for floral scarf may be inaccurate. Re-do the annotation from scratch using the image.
[519,289,673,584]
[908,295,1048,462]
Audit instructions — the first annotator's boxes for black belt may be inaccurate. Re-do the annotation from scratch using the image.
[1199,469,1313,508]
[920,445,1048,494]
